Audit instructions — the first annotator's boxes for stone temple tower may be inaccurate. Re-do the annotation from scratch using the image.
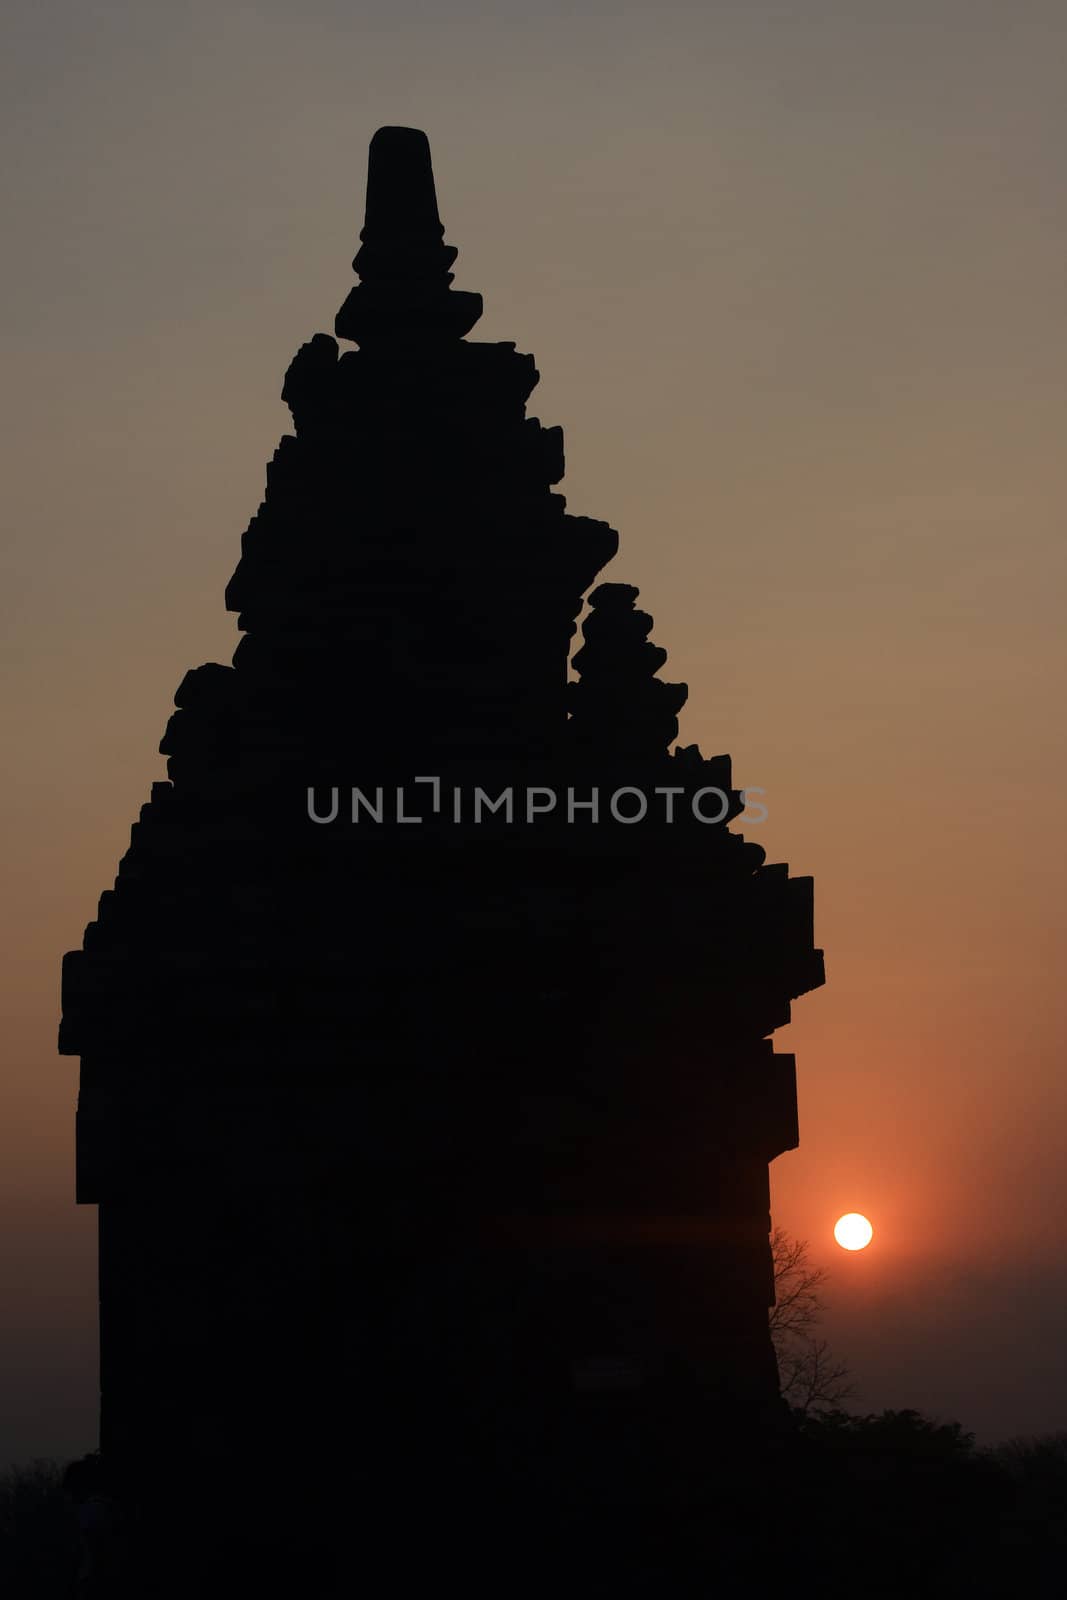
[61,128,823,1586]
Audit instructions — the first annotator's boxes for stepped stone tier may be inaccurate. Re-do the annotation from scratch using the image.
[61,127,824,1584]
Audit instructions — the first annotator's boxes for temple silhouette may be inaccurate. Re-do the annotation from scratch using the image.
[61,128,824,1587]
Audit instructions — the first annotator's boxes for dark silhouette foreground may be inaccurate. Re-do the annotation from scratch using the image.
[5,1419,1067,1595]
[59,128,828,1584]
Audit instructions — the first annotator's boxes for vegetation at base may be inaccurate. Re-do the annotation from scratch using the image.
[3,1423,1067,1595]
[0,1458,81,1597]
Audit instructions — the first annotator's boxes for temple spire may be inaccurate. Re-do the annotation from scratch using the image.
[335,126,482,346]
[568,583,689,756]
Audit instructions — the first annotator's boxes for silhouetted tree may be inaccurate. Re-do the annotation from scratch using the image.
[985,1432,1067,1555]
[768,1226,853,1414]
[990,1429,1067,1477]
[799,1406,977,1460]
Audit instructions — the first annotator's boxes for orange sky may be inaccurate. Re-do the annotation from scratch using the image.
[3,0,1066,1462]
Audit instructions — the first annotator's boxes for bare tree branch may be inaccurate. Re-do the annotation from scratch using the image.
[769,1227,853,1415]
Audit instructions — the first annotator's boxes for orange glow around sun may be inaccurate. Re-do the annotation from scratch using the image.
[834,1213,874,1251]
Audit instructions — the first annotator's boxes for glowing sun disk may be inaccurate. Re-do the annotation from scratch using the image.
[834,1213,873,1251]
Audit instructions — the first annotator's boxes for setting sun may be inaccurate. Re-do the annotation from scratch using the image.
[834,1213,874,1251]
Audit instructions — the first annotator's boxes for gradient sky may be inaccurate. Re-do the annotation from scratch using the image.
[2,0,1065,1464]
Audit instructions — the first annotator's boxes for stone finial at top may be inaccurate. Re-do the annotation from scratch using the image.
[335,127,483,347]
